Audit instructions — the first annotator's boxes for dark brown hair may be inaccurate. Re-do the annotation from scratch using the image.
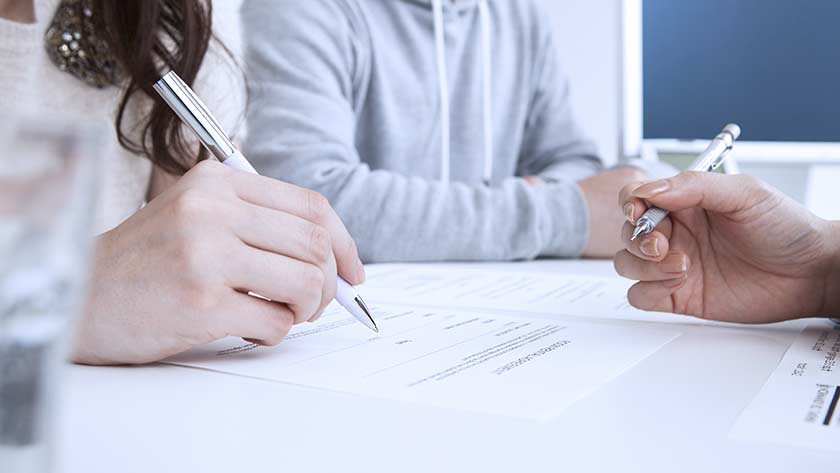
[93,0,218,175]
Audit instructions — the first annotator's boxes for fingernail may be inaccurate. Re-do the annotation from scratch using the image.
[623,203,635,223]
[660,252,688,273]
[663,274,688,288]
[633,180,671,199]
[640,237,660,258]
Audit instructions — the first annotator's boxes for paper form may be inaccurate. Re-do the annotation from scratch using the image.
[361,266,703,324]
[730,325,840,452]
[168,304,680,420]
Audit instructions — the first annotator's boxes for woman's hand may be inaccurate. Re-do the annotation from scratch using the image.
[614,171,840,323]
[74,161,365,365]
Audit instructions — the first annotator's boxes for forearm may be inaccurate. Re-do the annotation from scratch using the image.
[257,159,589,263]
[535,158,602,183]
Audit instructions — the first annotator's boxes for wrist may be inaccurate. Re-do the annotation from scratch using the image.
[822,221,840,317]
[70,233,118,365]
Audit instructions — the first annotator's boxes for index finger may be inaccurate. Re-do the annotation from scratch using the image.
[618,181,647,224]
[630,172,771,215]
[228,171,365,285]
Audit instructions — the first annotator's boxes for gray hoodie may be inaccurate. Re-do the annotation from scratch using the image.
[242,0,604,263]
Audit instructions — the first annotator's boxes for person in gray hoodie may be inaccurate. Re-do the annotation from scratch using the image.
[242,0,646,263]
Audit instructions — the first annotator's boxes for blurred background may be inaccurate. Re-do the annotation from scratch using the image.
[214,0,840,220]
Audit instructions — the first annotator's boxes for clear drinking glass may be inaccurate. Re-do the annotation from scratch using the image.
[0,116,102,473]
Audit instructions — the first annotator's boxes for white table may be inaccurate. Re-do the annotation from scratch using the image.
[57,261,837,473]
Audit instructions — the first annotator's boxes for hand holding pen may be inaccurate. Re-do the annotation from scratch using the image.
[614,125,840,323]
[631,124,741,241]
[74,147,371,366]
[154,71,378,332]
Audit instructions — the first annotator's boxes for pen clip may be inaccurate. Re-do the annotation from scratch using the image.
[153,71,237,162]
[709,146,733,171]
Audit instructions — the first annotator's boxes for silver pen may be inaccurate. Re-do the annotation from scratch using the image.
[631,124,742,241]
[153,71,379,333]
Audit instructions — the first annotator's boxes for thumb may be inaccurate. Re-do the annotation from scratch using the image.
[631,172,770,214]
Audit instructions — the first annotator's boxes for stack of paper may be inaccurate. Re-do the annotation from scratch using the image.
[168,267,683,420]
[731,325,840,452]
[169,304,679,420]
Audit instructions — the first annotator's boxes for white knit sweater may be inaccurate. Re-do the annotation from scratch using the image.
[1,0,243,234]
[0,5,39,112]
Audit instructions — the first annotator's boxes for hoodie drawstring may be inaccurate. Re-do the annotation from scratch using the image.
[431,0,494,185]
[431,0,451,183]
[478,0,494,185]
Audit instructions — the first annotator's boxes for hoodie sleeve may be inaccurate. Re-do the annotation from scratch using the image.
[515,6,605,183]
[241,0,590,263]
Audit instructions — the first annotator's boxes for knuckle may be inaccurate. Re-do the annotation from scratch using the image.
[173,237,200,269]
[613,250,633,277]
[191,159,225,178]
[301,265,326,295]
[345,235,360,261]
[736,173,762,189]
[306,224,332,263]
[619,183,639,205]
[305,190,331,222]
[182,162,235,199]
[620,181,637,195]
[735,174,777,206]
[170,232,219,288]
[323,281,337,306]
[613,252,625,275]
[263,312,293,346]
[291,309,310,326]
[290,298,316,324]
[171,188,211,220]
[679,171,705,185]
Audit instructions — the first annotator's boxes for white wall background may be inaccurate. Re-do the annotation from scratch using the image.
[541,0,622,165]
[213,0,623,166]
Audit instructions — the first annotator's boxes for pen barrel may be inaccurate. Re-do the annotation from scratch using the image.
[688,139,730,172]
[335,277,357,304]
[638,207,669,229]
[222,151,258,175]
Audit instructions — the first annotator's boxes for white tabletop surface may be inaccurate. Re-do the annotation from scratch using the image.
[57,261,837,473]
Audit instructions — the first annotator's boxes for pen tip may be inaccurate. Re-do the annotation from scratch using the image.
[355,296,380,333]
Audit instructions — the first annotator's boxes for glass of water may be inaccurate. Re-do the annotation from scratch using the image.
[0,116,102,473]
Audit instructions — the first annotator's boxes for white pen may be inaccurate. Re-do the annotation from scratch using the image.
[153,71,378,333]
[631,124,742,241]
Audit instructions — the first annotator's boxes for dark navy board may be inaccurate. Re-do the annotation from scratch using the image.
[643,0,840,143]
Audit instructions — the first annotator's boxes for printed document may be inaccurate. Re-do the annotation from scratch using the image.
[361,266,702,324]
[169,304,680,420]
[731,325,840,452]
